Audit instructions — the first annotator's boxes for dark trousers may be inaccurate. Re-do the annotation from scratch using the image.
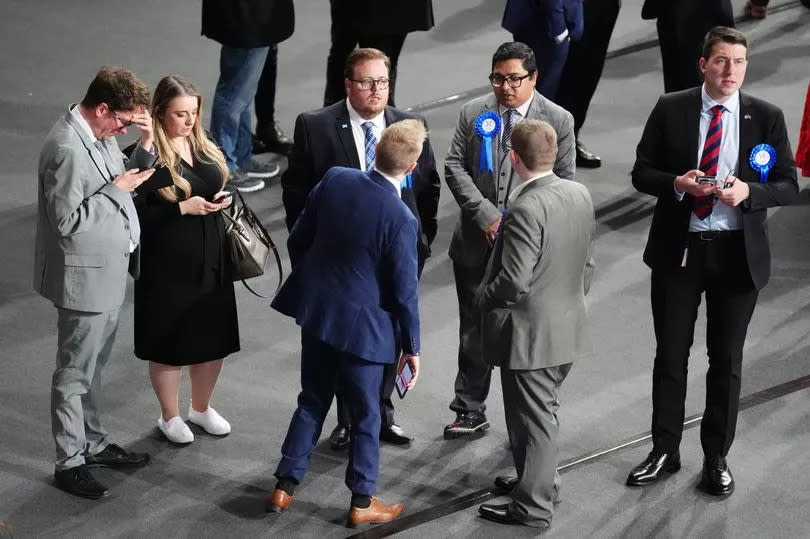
[275,330,385,495]
[512,33,569,102]
[554,0,621,135]
[656,1,734,93]
[336,354,397,428]
[502,363,571,527]
[650,232,758,457]
[323,2,407,107]
[450,262,491,414]
[254,43,278,142]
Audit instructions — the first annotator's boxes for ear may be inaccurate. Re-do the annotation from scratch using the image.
[95,102,109,118]
[509,149,519,168]
[698,57,708,75]
[405,161,417,175]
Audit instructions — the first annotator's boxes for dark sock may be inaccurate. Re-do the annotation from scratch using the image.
[351,494,371,508]
[276,477,297,495]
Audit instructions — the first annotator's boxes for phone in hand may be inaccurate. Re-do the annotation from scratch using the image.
[698,176,726,189]
[212,192,233,204]
[395,360,414,399]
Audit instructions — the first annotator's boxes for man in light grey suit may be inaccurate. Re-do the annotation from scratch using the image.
[34,67,157,499]
[476,120,594,528]
[443,42,576,438]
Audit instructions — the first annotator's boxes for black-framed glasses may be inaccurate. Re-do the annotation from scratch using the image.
[110,109,135,127]
[488,73,533,88]
[349,78,390,90]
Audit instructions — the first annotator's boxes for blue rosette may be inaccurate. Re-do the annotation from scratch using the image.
[474,111,501,172]
[749,143,776,183]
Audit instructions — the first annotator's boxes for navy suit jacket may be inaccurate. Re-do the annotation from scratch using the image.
[272,167,421,363]
[502,0,584,42]
[281,101,441,265]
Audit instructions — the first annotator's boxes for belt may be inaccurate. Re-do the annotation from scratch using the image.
[688,230,742,241]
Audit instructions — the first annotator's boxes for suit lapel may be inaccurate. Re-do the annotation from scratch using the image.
[335,102,361,169]
[65,109,111,181]
[685,89,701,168]
[737,92,756,181]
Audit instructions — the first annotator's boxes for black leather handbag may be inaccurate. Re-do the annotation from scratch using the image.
[222,189,283,298]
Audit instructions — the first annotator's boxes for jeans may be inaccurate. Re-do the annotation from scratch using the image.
[210,45,269,172]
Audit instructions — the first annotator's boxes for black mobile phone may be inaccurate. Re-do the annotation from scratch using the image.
[395,360,414,399]
[212,192,233,204]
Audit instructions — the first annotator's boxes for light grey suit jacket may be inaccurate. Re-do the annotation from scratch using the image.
[445,90,576,268]
[34,107,155,313]
[477,174,595,370]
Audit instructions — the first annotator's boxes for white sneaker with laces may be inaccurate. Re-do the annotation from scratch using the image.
[158,416,194,444]
[188,406,231,436]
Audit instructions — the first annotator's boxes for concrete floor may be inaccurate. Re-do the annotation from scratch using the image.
[1,0,809,537]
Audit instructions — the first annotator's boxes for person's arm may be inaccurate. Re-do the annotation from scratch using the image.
[479,205,542,310]
[414,129,441,248]
[387,216,421,357]
[42,146,141,237]
[287,168,329,267]
[281,113,316,231]
[553,107,577,180]
[444,106,501,234]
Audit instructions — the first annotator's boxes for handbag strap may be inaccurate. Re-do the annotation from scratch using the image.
[229,189,284,299]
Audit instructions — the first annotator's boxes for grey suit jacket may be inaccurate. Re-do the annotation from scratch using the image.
[34,107,155,313]
[445,90,576,268]
[477,174,594,371]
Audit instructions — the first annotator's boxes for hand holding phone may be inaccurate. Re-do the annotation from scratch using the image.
[211,191,233,204]
[395,353,420,398]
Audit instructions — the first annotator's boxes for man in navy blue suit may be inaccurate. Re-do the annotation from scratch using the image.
[266,120,424,527]
[502,0,584,101]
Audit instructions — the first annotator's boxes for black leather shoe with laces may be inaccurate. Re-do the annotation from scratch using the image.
[626,450,681,486]
[701,455,734,496]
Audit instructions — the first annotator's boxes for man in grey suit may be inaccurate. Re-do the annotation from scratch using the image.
[444,41,576,438]
[476,120,594,528]
[34,67,157,499]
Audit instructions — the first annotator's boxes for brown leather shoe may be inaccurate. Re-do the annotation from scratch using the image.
[265,488,293,512]
[346,497,404,528]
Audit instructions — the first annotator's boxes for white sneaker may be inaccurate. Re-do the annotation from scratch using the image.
[187,406,231,436]
[158,416,194,444]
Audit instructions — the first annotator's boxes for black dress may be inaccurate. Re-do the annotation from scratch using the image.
[134,157,240,365]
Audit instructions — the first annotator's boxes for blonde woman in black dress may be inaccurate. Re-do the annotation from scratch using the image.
[134,76,239,444]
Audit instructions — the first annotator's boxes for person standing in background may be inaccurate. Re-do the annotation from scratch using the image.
[554,0,621,168]
[323,0,434,107]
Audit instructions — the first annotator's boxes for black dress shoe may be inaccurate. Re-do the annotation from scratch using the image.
[626,450,681,486]
[329,424,351,450]
[54,465,109,499]
[478,503,523,525]
[443,411,490,439]
[380,424,413,445]
[575,140,602,168]
[254,124,294,155]
[700,455,734,496]
[494,475,518,491]
[84,443,150,468]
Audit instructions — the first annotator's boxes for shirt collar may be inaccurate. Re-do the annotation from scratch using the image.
[374,168,402,197]
[347,98,385,129]
[69,103,98,143]
[508,169,553,203]
[499,93,533,119]
[701,85,739,114]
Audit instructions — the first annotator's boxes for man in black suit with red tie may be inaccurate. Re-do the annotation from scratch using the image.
[282,47,441,449]
[627,27,797,496]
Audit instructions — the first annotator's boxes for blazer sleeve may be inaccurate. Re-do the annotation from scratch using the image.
[479,205,542,309]
[386,216,421,355]
[287,168,326,267]
[134,190,181,228]
[745,107,798,210]
[553,107,577,180]
[631,96,679,198]
[414,131,441,247]
[41,145,134,238]
[445,107,501,232]
[281,112,316,231]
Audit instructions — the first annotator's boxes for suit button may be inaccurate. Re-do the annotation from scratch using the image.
[124,224,130,231]
[498,200,503,205]
[499,186,504,191]
[124,252,129,258]
[501,172,506,176]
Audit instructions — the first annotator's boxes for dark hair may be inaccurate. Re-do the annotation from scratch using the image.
[491,42,537,74]
[701,26,748,59]
[511,120,557,170]
[344,48,391,79]
[80,66,150,111]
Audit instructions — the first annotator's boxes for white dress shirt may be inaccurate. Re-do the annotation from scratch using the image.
[375,168,402,198]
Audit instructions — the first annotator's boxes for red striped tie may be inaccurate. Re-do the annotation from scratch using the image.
[693,105,725,219]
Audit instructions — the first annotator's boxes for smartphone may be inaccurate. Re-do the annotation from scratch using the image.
[698,176,725,188]
[212,192,233,204]
[395,360,414,399]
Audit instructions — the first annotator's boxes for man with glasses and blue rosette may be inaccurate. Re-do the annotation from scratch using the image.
[443,42,576,442]
[281,47,441,451]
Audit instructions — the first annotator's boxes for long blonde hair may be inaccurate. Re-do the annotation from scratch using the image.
[151,76,229,202]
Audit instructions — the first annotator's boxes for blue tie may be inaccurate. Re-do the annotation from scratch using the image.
[362,121,377,171]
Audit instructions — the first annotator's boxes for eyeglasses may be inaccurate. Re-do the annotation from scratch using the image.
[350,78,390,90]
[110,109,135,127]
[488,73,533,88]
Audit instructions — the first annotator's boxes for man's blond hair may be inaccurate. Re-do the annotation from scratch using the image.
[510,120,558,171]
[375,119,426,175]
